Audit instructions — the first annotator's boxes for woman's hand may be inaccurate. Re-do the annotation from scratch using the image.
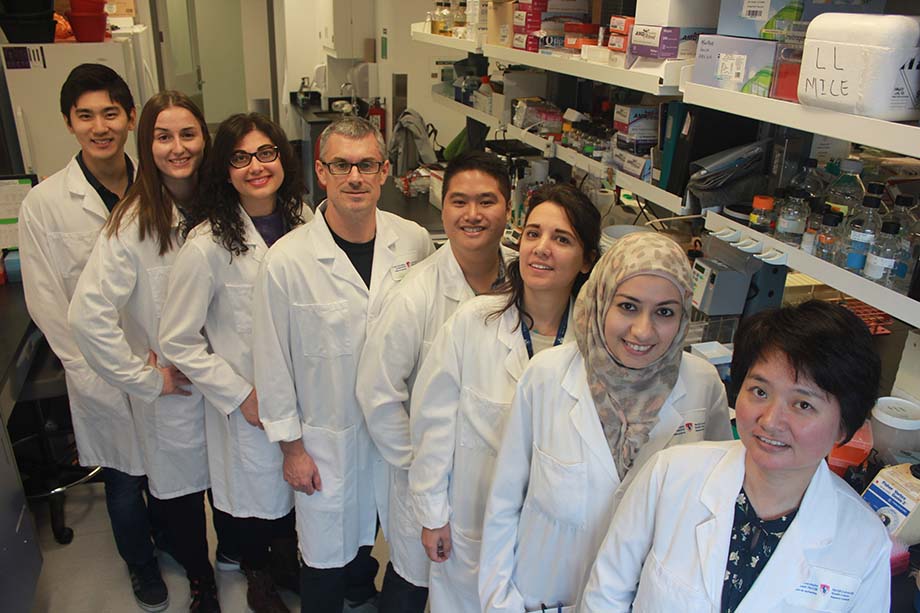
[240,388,262,429]
[149,350,192,396]
[422,524,452,562]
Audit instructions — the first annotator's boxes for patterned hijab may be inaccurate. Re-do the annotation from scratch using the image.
[573,232,692,480]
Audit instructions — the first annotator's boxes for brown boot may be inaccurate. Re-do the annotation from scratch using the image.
[243,567,288,613]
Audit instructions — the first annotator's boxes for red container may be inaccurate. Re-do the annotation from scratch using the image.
[69,12,107,42]
[69,0,107,12]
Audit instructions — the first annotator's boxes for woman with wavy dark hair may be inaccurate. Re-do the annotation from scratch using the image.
[68,91,222,611]
[408,183,600,612]
[160,113,310,613]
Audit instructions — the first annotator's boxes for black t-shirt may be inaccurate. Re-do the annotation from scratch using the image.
[76,151,134,211]
[327,214,375,288]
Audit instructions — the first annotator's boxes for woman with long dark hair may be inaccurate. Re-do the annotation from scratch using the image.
[160,113,309,613]
[69,91,220,611]
[408,183,601,612]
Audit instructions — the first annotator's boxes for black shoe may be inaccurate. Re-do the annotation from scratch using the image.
[269,537,300,595]
[244,567,289,613]
[343,594,379,612]
[129,559,169,612]
[189,576,221,613]
[215,549,241,573]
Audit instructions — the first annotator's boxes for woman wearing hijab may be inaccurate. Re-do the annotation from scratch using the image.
[479,232,732,613]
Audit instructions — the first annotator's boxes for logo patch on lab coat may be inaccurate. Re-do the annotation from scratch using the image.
[391,259,414,281]
[673,420,705,436]
[786,567,859,611]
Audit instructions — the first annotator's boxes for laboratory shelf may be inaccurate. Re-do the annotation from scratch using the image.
[431,84,499,128]
[615,172,684,214]
[681,66,920,159]
[410,22,481,53]
[502,124,556,157]
[554,143,611,178]
[482,44,684,95]
[705,211,920,328]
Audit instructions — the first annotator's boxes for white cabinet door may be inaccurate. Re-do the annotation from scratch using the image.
[320,0,375,59]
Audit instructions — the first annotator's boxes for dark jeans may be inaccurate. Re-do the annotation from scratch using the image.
[238,515,273,571]
[156,489,212,580]
[207,489,240,558]
[101,468,156,570]
[299,545,379,613]
[379,562,428,613]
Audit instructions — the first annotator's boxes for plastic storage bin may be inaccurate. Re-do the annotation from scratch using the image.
[798,14,920,121]
[872,396,920,465]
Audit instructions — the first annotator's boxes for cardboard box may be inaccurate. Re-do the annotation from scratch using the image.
[487,1,515,47]
[693,35,777,96]
[717,0,805,40]
[608,34,629,52]
[629,25,713,59]
[491,71,550,123]
[802,0,888,20]
[614,149,653,181]
[513,32,541,51]
[514,10,544,31]
[636,0,720,28]
[609,15,635,35]
[614,104,659,138]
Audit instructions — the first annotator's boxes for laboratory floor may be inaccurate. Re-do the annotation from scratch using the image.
[28,483,390,613]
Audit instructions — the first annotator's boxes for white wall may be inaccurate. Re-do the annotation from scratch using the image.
[375,0,466,147]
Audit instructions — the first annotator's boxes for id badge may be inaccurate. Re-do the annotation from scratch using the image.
[785,566,860,612]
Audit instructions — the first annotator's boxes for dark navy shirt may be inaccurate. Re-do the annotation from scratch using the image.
[249,207,285,248]
[326,211,375,288]
[76,151,134,211]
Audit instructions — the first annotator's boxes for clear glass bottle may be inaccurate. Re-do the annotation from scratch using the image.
[825,159,865,218]
[886,194,916,250]
[904,218,920,292]
[815,211,844,263]
[789,158,825,201]
[864,221,905,289]
[800,203,828,255]
[453,1,467,31]
[749,195,776,234]
[865,181,888,216]
[774,188,810,246]
[839,194,883,274]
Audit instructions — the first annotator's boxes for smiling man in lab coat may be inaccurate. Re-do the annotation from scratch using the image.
[252,116,434,613]
[355,151,514,612]
[18,64,170,612]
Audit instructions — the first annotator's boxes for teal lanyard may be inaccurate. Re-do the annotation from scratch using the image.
[520,302,569,359]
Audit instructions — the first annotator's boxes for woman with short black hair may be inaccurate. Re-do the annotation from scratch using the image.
[581,300,890,612]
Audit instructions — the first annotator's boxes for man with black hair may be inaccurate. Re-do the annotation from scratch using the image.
[19,64,168,612]
[355,150,514,612]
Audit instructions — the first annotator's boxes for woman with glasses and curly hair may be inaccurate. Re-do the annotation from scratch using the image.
[160,113,311,613]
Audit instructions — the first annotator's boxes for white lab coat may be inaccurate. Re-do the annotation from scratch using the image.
[158,204,312,519]
[68,202,209,499]
[18,156,144,475]
[580,441,892,612]
[479,343,732,613]
[356,242,515,587]
[409,294,576,613]
[253,202,434,568]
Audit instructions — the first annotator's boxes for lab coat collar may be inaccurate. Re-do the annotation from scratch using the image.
[440,242,474,303]
[65,156,109,222]
[694,443,838,612]
[627,372,688,475]
[564,349,618,482]
[238,203,268,263]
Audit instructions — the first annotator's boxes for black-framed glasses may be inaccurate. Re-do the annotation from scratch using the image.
[320,160,385,175]
[229,145,279,168]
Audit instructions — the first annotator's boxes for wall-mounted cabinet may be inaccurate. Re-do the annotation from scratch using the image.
[317,0,375,59]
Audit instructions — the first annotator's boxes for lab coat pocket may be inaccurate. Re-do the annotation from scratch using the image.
[299,422,357,513]
[294,301,352,358]
[525,605,575,613]
[225,283,254,335]
[146,265,173,319]
[670,408,708,443]
[48,230,97,295]
[633,551,710,613]
[528,444,587,527]
[153,395,205,451]
[236,414,283,472]
[458,386,510,455]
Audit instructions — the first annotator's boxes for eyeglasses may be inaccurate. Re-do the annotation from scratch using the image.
[229,145,279,169]
[320,160,385,175]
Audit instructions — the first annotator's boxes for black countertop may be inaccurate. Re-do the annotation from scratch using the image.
[0,283,36,422]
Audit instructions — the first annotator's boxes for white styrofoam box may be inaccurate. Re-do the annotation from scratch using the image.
[491,71,549,124]
[635,0,720,28]
[798,14,920,121]
[581,44,611,63]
